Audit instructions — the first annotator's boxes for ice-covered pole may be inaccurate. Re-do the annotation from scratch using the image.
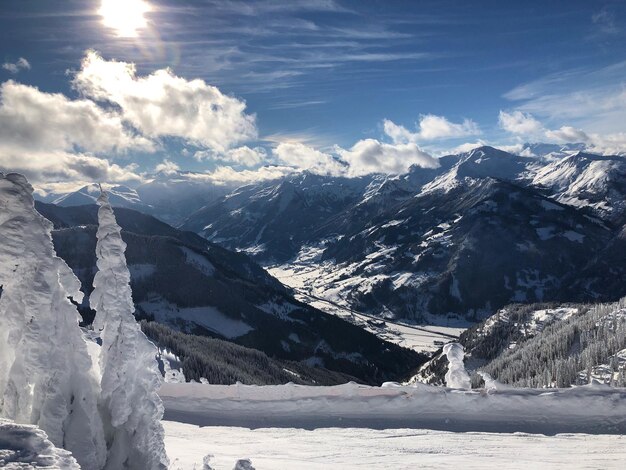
[443,342,471,389]
[91,189,169,470]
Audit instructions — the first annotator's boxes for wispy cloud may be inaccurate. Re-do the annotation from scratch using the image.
[503,61,626,134]
[2,57,31,74]
[592,8,620,35]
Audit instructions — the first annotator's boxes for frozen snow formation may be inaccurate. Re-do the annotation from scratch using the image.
[0,173,106,469]
[443,343,471,389]
[0,418,81,469]
[233,459,256,470]
[91,190,169,470]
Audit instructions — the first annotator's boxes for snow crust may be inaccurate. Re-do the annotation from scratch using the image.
[0,419,80,469]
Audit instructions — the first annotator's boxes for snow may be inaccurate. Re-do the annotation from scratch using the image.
[562,230,584,243]
[267,246,463,353]
[535,226,555,240]
[539,199,565,211]
[528,307,578,333]
[0,173,106,470]
[164,422,626,470]
[161,379,626,468]
[91,190,168,470]
[128,263,157,279]
[443,343,471,389]
[159,381,626,434]
[140,298,254,339]
[180,246,215,276]
[0,419,80,469]
[158,349,187,384]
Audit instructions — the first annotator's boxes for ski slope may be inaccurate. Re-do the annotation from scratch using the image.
[161,381,626,468]
[165,422,626,470]
[160,381,626,434]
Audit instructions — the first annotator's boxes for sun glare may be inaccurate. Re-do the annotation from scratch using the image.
[99,0,151,37]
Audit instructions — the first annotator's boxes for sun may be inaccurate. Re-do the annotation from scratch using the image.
[99,0,152,37]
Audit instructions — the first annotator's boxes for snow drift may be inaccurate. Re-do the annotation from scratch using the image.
[160,381,626,434]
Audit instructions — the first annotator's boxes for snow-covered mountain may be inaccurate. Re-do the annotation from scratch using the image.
[36,201,425,384]
[52,183,144,209]
[180,171,376,262]
[531,152,626,223]
[411,297,626,388]
[36,171,237,226]
[181,146,626,323]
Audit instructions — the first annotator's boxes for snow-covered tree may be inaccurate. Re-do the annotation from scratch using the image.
[91,190,168,470]
[443,342,471,389]
[0,173,106,470]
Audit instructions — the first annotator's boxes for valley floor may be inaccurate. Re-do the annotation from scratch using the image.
[165,422,626,470]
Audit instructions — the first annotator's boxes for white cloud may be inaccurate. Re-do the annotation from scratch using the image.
[503,61,626,135]
[194,146,267,167]
[0,80,153,155]
[0,80,150,184]
[73,51,257,153]
[497,109,626,156]
[384,115,481,143]
[336,139,438,176]
[189,165,296,185]
[592,8,619,35]
[273,141,345,175]
[544,126,590,143]
[2,58,30,74]
[225,146,266,166]
[498,110,544,135]
[154,159,180,175]
[0,149,143,185]
[448,140,489,154]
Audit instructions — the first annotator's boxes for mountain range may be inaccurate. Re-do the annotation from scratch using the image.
[39,143,626,349]
[173,146,626,323]
[36,201,425,385]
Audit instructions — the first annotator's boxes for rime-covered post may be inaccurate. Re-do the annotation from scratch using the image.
[0,173,106,470]
[92,190,169,470]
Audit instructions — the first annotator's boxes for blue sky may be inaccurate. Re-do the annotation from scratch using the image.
[0,0,625,188]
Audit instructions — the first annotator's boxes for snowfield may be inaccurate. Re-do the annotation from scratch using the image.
[160,381,626,469]
[160,382,626,435]
[164,422,626,470]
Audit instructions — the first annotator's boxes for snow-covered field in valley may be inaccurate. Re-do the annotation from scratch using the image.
[164,422,626,470]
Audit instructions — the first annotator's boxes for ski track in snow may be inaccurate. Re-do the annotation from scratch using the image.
[164,421,626,470]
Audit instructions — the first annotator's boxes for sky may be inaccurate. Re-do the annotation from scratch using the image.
[0,0,625,190]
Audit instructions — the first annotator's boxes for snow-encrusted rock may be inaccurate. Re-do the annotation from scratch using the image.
[91,190,168,470]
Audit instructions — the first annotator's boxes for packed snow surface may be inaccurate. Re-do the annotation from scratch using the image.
[165,422,626,470]
[160,381,626,434]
